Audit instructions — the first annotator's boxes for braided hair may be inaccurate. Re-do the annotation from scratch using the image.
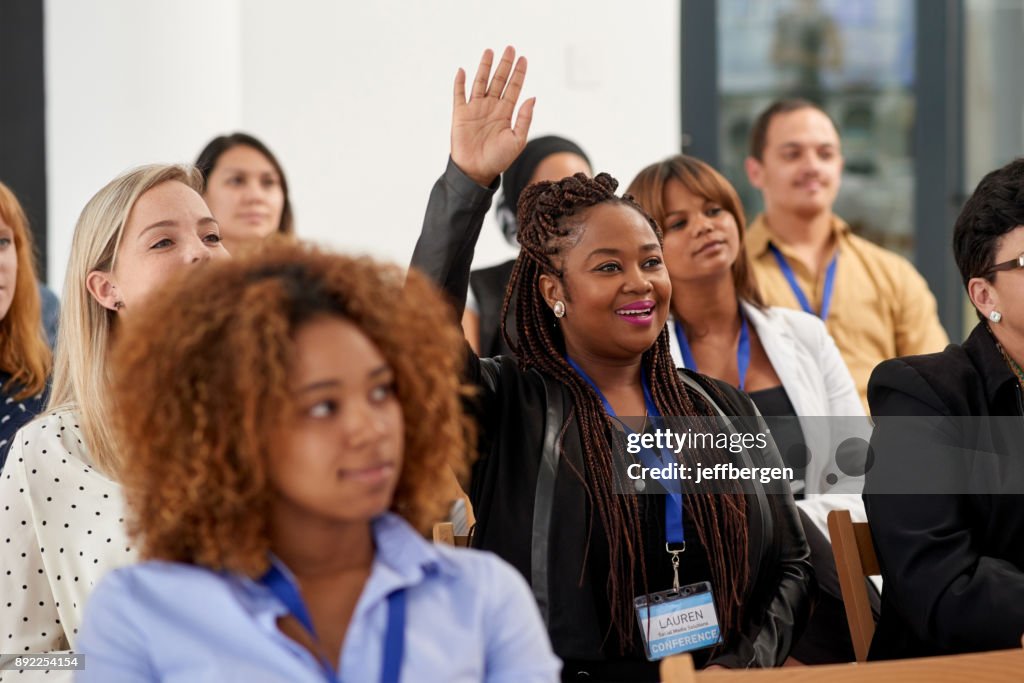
[502,172,750,650]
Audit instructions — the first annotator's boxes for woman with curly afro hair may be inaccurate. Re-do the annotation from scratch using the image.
[411,47,813,680]
[75,244,560,683]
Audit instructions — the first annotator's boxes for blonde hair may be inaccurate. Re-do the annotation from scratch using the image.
[48,164,204,477]
[0,182,51,398]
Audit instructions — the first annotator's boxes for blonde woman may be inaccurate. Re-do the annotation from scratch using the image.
[0,164,228,674]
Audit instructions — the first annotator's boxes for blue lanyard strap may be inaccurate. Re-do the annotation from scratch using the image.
[673,312,750,391]
[769,244,838,320]
[260,563,407,683]
[564,357,685,551]
[381,589,406,683]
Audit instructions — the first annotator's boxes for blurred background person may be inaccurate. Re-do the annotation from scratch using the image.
[196,132,294,255]
[0,181,52,467]
[743,99,948,410]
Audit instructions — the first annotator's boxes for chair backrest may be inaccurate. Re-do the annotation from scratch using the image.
[432,521,470,547]
[827,509,880,662]
[660,648,1024,682]
[433,488,475,548]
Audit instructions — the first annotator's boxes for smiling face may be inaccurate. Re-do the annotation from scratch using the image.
[268,315,404,526]
[87,180,230,314]
[203,145,286,254]
[747,107,843,219]
[661,178,741,287]
[0,217,18,321]
[540,202,671,362]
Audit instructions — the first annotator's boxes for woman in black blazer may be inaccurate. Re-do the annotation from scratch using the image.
[864,157,1024,659]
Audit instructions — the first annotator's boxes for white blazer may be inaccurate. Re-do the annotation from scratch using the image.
[668,301,869,534]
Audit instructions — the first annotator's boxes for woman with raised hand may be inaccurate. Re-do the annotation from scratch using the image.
[0,182,51,467]
[628,156,869,664]
[0,165,229,673]
[75,244,559,682]
[195,132,293,255]
[412,46,812,680]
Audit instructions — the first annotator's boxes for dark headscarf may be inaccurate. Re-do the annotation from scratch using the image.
[496,135,590,245]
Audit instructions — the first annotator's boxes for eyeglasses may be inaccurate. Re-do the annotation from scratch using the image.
[984,253,1024,277]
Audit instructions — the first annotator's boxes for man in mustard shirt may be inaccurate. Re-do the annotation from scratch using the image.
[743,99,949,410]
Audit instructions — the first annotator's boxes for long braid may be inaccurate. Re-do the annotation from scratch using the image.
[645,329,750,645]
[504,172,750,650]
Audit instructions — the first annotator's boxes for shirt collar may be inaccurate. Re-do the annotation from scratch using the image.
[747,213,850,258]
[964,323,1021,410]
[370,512,459,584]
[233,512,459,612]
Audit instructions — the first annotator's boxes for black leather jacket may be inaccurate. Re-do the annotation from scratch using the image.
[411,159,813,678]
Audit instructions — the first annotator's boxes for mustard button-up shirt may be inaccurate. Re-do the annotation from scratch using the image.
[745,214,949,410]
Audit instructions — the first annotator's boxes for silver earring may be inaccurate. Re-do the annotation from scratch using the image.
[114,301,125,311]
[989,310,1002,323]
[552,301,566,319]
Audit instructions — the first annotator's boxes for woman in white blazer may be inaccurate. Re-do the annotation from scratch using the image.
[628,155,875,664]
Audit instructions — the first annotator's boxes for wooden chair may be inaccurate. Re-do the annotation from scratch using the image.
[827,509,880,662]
[659,648,1024,681]
[431,521,471,547]
[432,491,475,548]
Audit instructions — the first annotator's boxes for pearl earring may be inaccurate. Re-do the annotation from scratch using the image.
[552,301,566,319]
[989,310,1003,323]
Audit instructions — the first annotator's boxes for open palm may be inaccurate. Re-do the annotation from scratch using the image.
[451,46,535,187]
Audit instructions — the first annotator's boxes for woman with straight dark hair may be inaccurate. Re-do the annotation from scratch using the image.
[196,132,294,254]
[627,156,863,510]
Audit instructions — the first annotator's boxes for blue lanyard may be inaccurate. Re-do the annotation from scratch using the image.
[673,312,750,391]
[565,358,685,548]
[769,244,838,320]
[260,563,407,683]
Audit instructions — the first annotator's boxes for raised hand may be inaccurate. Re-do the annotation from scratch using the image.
[451,46,535,187]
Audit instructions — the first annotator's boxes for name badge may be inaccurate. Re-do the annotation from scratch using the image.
[634,581,723,660]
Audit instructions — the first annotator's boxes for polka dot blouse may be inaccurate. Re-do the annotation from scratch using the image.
[0,409,135,679]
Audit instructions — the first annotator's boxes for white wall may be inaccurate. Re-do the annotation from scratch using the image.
[45,0,242,291]
[45,0,680,289]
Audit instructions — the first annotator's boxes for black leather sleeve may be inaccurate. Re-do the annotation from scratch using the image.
[409,157,502,440]
[409,157,499,322]
[700,378,815,669]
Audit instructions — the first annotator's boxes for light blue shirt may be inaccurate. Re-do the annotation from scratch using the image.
[76,513,560,682]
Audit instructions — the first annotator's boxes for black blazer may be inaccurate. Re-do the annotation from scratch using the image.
[864,322,1024,660]
[412,158,813,675]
